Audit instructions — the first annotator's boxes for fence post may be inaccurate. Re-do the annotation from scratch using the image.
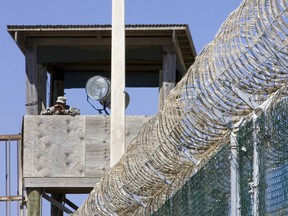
[252,112,260,215]
[230,128,241,215]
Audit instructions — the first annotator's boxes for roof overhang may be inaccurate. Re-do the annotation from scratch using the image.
[7,24,197,88]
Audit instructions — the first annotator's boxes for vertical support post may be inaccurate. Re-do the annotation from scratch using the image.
[110,0,126,167]
[230,129,241,216]
[25,43,39,115]
[25,40,46,215]
[159,69,163,110]
[51,194,65,216]
[159,43,176,110]
[27,189,42,216]
[252,112,260,215]
[50,66,65,106]
[25,41,47,114]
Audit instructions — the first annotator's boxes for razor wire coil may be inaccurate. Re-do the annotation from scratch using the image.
[74,0,288,215]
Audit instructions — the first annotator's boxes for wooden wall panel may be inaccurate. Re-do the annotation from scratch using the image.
[24,116,85,178]
[85,116,110,177]
[23,116,35,177]
[23,115,150,186]
[125,116,150,148]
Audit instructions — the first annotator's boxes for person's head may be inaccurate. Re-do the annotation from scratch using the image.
[56,96,66,105]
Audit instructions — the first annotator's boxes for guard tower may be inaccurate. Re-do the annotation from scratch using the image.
[7,24,196,215]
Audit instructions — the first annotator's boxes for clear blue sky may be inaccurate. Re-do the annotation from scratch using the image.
[0,0,241,215]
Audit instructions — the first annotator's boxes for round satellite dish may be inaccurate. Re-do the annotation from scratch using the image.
[85,76,111,101]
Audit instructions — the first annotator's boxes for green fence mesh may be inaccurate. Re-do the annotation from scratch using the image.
[153,95,288,215]
[258,97,288,215]
[238,118,253,216]
[153,144,231,216]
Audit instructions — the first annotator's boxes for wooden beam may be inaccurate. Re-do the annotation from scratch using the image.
[25,43,46,216]
[24,177,101,189]
[25,43,39,115]
[26,37,172,46]
[159,43,176,109]
[42,193,73,214]
[25,43,47,115]
[110,0,126,167]
[61,62,162,71]
[64,198,79,211]
[51,193,65,216]
[37,46,162,64]
[27,188,42,216]
[51,66,65,105]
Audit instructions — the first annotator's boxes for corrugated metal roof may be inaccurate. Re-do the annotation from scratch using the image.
[7,24,189,31]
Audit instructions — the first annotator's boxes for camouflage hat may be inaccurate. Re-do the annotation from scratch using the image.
[56,96,66,104]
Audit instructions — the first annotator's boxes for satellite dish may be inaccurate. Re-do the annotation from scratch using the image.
[85,75,130,110]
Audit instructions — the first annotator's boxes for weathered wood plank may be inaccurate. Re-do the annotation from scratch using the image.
[23,116,35,177]
[23,115,150,180]
[24,116,85,178]
[85,116,110,176]
[159,43,176,109]
[125,116,150,148]
[25,43,47,114]
[28,37,171,46]
[25,43,39,115]
[24,177,100,188]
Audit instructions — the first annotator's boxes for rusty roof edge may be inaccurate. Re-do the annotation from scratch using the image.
[7,24,189,32]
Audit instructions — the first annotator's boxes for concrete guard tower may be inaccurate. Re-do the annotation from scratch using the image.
[7,24,196,215]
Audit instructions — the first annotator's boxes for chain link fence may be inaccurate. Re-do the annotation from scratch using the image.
[153,144,231,216]
[153,92,288,215]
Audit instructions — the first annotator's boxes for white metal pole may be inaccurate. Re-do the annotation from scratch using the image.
[252,112,260,215]
[230,129,241,216]
[110,0,126,167]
